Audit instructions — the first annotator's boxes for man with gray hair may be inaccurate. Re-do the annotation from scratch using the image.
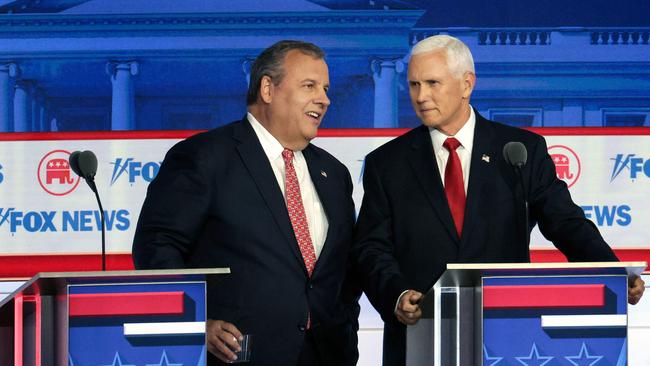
[352,35,644,365]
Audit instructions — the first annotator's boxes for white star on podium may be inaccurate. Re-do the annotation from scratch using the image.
[483,345,503,365]
[515,343,553,366]
[100,352,135,366]
[146,350,183,366]
[565,342,603,366]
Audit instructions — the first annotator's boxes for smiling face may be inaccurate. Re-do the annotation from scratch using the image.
[261,49,330,150]
[408,50,475,136]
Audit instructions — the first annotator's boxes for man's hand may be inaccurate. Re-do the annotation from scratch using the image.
[206,319,244,363]
[628,275,645,305]
[395,290,423,325]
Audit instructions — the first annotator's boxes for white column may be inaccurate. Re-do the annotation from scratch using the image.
[107,61,139,130]
[13,80,33,132]
[32,87,45,132]
[371,58,404,128]
[0,63,18,132]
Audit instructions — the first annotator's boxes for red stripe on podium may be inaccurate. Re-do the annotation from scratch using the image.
[483,284,605,309]
[69,291,185,317]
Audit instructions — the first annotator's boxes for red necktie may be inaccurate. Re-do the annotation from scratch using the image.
[443,138,466,238]
[282,149,317,277]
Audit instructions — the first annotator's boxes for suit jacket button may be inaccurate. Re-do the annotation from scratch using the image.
[308,283,314,289]
[298,325,306,332]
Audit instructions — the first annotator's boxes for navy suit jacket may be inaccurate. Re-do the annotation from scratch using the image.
[133,118,360,366]
[352,112,618,366]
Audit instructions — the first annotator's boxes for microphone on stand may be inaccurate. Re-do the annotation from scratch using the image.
[69,150,106,271]
[502,142,530,247]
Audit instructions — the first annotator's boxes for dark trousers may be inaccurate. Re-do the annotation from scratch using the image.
[297,330,322,366]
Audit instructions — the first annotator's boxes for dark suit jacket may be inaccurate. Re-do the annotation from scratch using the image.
[352,112,618,366]
[133,118,360,366]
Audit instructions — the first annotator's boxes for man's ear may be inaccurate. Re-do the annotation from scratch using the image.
[462,72,476,99]
[260,75,273,104]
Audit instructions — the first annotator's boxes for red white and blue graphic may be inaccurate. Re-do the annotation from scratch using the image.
[482,275,628,365]
[68,282,206,365]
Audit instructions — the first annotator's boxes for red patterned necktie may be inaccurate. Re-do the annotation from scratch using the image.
[443,138,466,238]
[282,149,317,277]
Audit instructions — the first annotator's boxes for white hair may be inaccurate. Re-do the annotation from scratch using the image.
[411,35,475,78]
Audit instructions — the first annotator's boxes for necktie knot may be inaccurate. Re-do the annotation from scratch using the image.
[282,148,294,164]
[443,137,461,152]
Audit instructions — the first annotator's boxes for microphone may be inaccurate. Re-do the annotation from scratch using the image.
[69,150,106,271]
[502,142,530,248]
[503,141,527,169]
[69,150,98,192]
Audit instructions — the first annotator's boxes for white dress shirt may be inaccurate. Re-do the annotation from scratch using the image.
[429,107,476,193]
[247,112,328,259]
[396,107,476,312]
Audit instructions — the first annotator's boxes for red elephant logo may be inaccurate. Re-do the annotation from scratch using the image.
[547,145,581,189]
[37,150,81,196]
[45,158,74,184]
[550,153,574,180]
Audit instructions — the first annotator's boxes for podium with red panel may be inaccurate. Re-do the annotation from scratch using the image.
[406,262,646,366]
[0,268,229,366]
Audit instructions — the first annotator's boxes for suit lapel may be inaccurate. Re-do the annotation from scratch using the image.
[233,118,307,273]
[460,113,496,249]
[302,146,335,275]
[407,125,460,243]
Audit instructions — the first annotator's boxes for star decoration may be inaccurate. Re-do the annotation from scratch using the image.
[515,343,553,366]
[100,352,135,366]
[565,342,603,366]
[146,350,183,366]
[483,345,503,366]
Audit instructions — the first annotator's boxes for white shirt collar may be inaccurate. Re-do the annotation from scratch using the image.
[429,106,476,155]
[247,112,285,162]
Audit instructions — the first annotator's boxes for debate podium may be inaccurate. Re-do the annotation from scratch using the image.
[406,262,646,366]
[0,268,229,366]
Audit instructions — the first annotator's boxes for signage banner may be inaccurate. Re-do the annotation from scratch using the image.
[0,131,648,255]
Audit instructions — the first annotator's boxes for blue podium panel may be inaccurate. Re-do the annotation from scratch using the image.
[483,275,627,365]
[68,282,206,366]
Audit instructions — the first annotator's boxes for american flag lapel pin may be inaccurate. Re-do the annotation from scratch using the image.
[482,154,490,163]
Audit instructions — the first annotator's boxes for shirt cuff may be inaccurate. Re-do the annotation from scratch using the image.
[394,289,411,313]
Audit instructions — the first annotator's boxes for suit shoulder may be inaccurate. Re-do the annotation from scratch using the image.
[308,143,350,173]
[170,120,240,154]
[366,126,423,162]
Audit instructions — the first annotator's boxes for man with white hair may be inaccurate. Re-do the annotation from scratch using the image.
[352,35,645,365]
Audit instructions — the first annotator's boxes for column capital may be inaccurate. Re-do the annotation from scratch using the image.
[241,58,255,75]
[0,62,20,78]
[14,79,34,91]
[371,58,404,79]
[241,57,255,86]
[106,60,139,78]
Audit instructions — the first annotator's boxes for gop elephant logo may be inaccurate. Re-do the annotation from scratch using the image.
[548,145,581,188]
[37,150,81,196]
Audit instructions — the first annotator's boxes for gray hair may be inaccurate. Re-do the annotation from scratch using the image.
[246,40,325,105]
[411,35,475,78]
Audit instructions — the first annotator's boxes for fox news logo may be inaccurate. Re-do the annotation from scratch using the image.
[548,145,581,188]
[581,204,631,227]
[0,208,130,234]
[110,158,160,185]
[610,154,650,181]
[37,150,81,196]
